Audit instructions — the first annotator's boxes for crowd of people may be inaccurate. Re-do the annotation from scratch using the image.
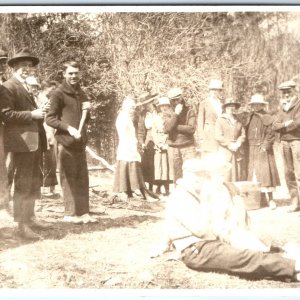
[1,46,300,283]
[116,77,299,213]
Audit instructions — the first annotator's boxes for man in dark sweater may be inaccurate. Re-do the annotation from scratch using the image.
[273,80,300,212]
[46,61,96,224]
[164,87,197,182]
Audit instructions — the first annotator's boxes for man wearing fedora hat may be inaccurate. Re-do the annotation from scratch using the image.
[164,87,197,182]
[0,48,50,239]
[245,94,280,210]
[197,79,224,156]
[273,80,300,212]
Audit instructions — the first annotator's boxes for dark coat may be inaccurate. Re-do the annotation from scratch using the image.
[46,80,89,149]
[164,104,196,148]
[245,111,280,188]
[0,76,46,152]
[215,114,246,181]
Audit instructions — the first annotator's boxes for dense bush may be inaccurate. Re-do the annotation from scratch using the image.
[0,11,299,162]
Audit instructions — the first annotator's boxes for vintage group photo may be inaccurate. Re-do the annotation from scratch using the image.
[1,8,300,290]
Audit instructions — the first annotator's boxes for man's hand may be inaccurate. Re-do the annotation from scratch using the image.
[175,104,183,115]
[42,102,51,113]
[67,126,81,139]
[31,109,45,120]
[228,142,237,152]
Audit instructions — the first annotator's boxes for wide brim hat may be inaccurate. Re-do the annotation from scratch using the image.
[0,49,8,61]
[8,48,39,67]
[222,98,241,109]
[135,92,159,107]
[157,96,170,106]
[167,87,183,100]
[278,80,296,90]
[249,94,268,105]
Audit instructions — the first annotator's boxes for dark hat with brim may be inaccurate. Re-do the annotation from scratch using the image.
[8,48,39,67]
[222,98,241,109]
[135,92,159,107]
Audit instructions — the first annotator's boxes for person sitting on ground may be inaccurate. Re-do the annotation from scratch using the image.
[152,153,300,282]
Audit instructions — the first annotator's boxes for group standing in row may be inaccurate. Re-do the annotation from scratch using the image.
[113,77,300,214]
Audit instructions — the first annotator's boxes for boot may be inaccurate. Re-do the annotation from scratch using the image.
[17,223,41,240]
[28,217,53,230]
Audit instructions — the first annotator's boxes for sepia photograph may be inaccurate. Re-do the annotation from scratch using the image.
[0,5,300,295]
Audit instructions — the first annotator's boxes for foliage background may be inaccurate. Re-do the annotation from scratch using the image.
[0,11,300,162]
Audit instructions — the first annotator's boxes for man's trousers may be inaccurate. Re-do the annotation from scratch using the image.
[182,240,295,280]
[57,144,89,216]
[282,140,300,208]
[13,149,42,223]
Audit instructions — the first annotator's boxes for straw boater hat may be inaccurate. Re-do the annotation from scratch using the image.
[208,79,223,90]
[157,97,170,106]
[167,87,183,100]
[8,48,39,67]
[222,98,241,110]
[278,80,296,90]
[0,49,8,61]
[249,94,268,105]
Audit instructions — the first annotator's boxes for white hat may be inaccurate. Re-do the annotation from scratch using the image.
[157,97,170,106]
[121,96,136,111]
[209,79,223,90]
[25,76,40,86]
[183,153,231,174]
[249,94,268,105]
[167,87,183,99]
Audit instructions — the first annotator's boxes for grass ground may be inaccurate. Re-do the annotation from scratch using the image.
[1,169,300,292]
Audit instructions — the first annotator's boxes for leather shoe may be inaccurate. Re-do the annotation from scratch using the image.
[29,218,53,229]
[17,224,41,240]
[0,230,12,239]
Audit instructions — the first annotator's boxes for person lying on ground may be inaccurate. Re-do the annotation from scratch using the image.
[151,153,300,282]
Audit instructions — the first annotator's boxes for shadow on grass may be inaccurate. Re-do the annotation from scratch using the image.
[0,214,162,252]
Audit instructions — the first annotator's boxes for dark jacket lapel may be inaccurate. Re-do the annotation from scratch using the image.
[11,76,37,108]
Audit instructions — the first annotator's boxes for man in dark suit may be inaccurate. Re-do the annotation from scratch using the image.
[46,61,96,224]
[0,48,50,239]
